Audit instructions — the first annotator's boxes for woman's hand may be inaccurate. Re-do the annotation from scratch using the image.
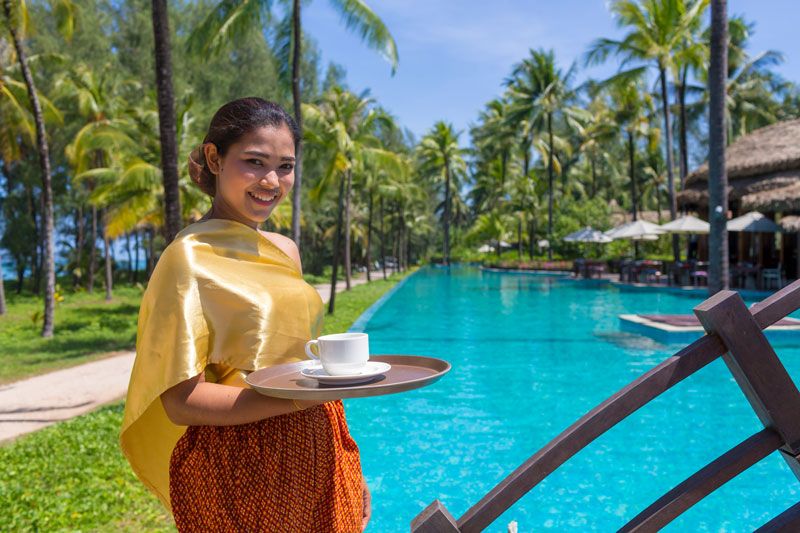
[361,475,372,531]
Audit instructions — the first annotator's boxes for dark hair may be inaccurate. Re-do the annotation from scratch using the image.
[188,97,300,197]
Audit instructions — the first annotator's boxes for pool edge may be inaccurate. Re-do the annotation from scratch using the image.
[348,269,420,333]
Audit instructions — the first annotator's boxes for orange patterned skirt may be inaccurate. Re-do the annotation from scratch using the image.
[169,400,364,532]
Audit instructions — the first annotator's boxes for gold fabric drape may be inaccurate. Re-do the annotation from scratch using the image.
[119,218,323,510]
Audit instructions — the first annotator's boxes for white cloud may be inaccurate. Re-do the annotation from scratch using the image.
[372,0,557,64]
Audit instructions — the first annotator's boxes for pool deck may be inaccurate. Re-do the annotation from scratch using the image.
[620,313,800,344]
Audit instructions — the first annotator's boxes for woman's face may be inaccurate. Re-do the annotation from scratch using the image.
[204,124,296,227]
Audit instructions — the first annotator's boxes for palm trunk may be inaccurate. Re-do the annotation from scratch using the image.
[75,204,84,288]
[528,218,535,259]
[4,0,56,336]
[708,0,729,294]
[290,0,303,244]
[629,131,638,221]
[517,218,522,259]
[344,168,352,290]
[658,65,680,262]
[126,231,133,282]
[88,204,97,292]
[15,259,24,294]
[443,158,451,266]
[366,188,373,282]
[103,210,113,301]
[151,0,182,244]
[134,228,141,283]
[380,196,387,280]
[393,206,400,274]
[0,251,6,315]
[328,174,345,314]
[678,64,690,191]
[547,111,554,260]
[146,226,155,279]
[25,181,39,294]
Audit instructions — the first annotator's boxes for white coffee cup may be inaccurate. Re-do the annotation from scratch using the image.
[304,332,369,376]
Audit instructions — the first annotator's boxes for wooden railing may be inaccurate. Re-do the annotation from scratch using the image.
[411,281,800,532]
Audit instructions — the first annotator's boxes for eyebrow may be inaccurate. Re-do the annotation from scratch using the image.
[243,150,295,162]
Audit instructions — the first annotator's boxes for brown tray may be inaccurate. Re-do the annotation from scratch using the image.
[245,354,451,401]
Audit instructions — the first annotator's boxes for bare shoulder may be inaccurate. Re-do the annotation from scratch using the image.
[259,230,302,272]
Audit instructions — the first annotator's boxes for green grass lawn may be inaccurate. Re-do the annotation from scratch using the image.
[0,269,414,532]
[0,282,144,384]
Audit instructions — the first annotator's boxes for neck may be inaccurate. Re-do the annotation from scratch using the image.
[200,199,259,231]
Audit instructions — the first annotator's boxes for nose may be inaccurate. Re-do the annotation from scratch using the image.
[260,169,280,188]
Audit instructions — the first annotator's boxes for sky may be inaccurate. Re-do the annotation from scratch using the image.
[304,0,800,140]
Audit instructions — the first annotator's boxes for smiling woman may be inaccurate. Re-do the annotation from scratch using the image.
[121,98,370,531]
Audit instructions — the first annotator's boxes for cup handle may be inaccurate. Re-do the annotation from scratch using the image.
[305,340,320,361]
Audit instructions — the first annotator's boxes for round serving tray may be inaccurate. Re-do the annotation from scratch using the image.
[245,354,451,401]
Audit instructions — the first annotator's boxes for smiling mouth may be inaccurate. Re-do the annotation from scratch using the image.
[248,190,279,205]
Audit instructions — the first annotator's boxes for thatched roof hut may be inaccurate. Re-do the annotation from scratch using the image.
[678,119,800,213]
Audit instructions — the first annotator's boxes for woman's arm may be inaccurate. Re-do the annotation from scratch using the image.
[161,371,326,426]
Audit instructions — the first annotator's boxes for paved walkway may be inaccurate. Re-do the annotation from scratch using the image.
[0,275,373,443]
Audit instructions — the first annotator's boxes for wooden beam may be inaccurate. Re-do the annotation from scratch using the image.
[621,429,781,531]
[411,499,460,533]
[694,290,800,454]
[755,501,800,532]
[425,280,800,533]
[454,334,726,533]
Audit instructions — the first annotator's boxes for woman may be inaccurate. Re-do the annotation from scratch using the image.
[119,97,371,532]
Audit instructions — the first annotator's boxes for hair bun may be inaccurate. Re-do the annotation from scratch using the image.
[188,143,216,197]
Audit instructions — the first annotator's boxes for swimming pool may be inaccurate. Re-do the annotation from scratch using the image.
[343,265,800,531]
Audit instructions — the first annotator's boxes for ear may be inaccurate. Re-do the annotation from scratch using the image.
[204,143,223,175]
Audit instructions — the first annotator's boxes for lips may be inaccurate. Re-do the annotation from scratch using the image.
[248,190,279,206]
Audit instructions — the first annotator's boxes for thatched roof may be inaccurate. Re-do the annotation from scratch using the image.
[678,119,800,212]
[609,209,672,226]
[779,215,800,232]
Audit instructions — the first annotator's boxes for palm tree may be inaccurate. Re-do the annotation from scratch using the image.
[586,0,709,261]
[472,98,517,190]
[608,77,655,222]
[1,0,68,337]
[573,89,617,198]
[505,49,577,258]
[708,0,728,294]
[151,0,182,243]
[188,0,398,246]
[304,88,401,312]
[416,122,467,266]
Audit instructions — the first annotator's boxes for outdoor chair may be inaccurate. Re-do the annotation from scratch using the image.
[587,261,607,279]
[690,262,709,287]
[412,281,800,532]
[762,264,783,291]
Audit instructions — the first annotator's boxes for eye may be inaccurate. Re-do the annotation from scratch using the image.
[280,163,295,171]
[247,158,263,166]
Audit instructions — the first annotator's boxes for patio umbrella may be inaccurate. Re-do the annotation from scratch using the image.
[726,211,782,232]
[565,227,612,243]
[604,222,634,239]
[727,211,781,266]
[659,215,710,234]
[477,244,493,253]
[610,220,666,240]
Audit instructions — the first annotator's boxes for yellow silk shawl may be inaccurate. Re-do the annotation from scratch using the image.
[119,217,324,511]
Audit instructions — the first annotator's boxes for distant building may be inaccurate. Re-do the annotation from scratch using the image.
[678,118,800,279]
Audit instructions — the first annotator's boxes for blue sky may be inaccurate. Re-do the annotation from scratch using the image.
[304,0,800,140]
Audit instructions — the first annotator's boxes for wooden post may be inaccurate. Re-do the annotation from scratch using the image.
[694,290,800,478]
[411,500,460,533]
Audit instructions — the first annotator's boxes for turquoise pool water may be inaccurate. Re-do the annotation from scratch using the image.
[343,265,800,532]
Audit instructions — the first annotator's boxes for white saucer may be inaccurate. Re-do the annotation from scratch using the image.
[300,361,392,385]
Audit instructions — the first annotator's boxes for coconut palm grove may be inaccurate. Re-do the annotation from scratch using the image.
[4,0,800,531]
